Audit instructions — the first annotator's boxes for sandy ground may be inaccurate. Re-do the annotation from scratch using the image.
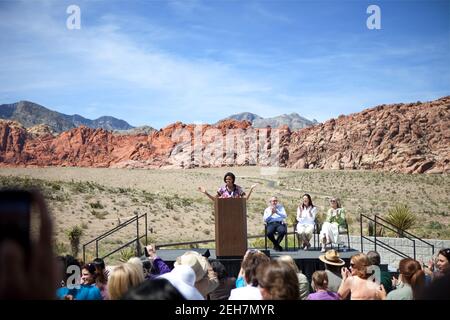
[1,166,449,261]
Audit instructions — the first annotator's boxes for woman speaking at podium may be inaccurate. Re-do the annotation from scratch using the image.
[198,172,257,201]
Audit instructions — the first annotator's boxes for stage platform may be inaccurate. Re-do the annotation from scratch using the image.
[157,247,359,281]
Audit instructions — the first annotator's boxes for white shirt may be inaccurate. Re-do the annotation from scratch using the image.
[229,285,262,300]
[263,204,287,223]
[296,206,317,225]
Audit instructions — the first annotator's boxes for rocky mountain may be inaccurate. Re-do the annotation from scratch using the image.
[0,101,134,132]
[223,112,263,123]
[113,125,156,136]
[0,97,448,173]
[220,112,317,130]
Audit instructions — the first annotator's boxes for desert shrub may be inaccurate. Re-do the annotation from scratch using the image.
[67,225,83,257]
[165,201,174,210]
[118,247,136,262]
[428,221,443,230]
[89,200,104,209]
[385,204,417,237]
[55,241,69,256]
[91,210,108,219]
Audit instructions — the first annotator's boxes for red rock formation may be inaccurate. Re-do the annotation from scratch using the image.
[0,97,449,173]
[287,97,450,173]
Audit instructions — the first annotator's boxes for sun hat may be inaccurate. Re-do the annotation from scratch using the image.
[174,251,208,282]
[159,265,204,300]
[319,249,345,266]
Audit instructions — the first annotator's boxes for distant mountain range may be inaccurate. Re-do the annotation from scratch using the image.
[0,101,134,132]
[1,97,449,173]
[0,101,319,133]
[220,112,318,130]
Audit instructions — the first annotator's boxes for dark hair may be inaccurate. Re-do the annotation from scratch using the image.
[82,263,97,276]
[301,193,313,209]
[367,251,381,266]
[93,258,105,270]
[223,172,236,184]
[438,248,450,262]
[398,258,425,299]
[211,261,228,281]
[140,256,154,276]
[121,278,186,300]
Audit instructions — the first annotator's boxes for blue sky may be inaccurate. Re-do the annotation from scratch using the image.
[0,0,449,129]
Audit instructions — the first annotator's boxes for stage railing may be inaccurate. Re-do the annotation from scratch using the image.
[82,212,147,262]
[360,214,434,261]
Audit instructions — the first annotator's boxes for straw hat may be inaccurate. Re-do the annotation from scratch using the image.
[319,249,345,266]
[174,251,208,282]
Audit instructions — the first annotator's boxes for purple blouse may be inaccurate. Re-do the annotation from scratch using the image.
[217,184,245,198]
[307,291,340,300]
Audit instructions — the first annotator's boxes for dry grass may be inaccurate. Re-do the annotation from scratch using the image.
[0,167,448,260]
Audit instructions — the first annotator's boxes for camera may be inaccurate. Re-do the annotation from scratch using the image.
[0,190,32,256]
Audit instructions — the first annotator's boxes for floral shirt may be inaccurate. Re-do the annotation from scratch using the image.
[217,184,245,198]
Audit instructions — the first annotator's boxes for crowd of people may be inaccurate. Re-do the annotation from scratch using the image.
[47,246,449,300]
[0,176,449,300]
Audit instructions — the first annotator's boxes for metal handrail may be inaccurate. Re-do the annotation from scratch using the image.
[360,213,435,261]
[82,213,148,262]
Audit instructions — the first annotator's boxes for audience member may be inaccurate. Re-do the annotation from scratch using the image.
[308,271,340,300]
[229,249,270,300]
[122,278,186,300]
[338,253,383,300]
[108,262,144,300]
[277,255,309,300]
[208,261,236,300]
[257,260,299,300]
[367,251,392,293]
[380,258,425,300]
[159,265,204,300]
[318,249,344,292]
[174,250,219,298]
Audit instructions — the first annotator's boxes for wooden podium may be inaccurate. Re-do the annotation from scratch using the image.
[214,198,247,258]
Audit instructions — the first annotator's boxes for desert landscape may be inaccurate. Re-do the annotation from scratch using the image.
[0,166,448,261]
[1,96,449,261]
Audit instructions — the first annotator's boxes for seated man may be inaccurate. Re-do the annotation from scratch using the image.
[263,196,287,251]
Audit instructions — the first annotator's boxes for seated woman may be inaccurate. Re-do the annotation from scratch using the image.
[295,193,317,251]
[198,172,256,201]
[320,197,346,252]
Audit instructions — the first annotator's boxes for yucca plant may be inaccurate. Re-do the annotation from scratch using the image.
[118,247,136,262]
[385,204,416,237]
[67,225,83,257]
